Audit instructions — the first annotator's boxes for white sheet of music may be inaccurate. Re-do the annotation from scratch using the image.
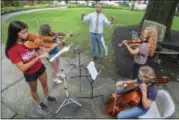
[49,44,72,62]
[87,61,98,81]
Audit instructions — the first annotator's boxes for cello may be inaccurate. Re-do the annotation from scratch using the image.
[104,76,169,117]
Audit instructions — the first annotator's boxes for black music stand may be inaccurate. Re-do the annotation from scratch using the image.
[70,46,90,92]
[78,61,104,115]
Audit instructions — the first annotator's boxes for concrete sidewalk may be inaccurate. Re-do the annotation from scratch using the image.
[2,6,67,23]
[2,48,179,118]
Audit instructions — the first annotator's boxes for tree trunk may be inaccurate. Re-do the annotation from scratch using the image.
[144,0,147,4]
[94,0,101,4]
[130,1,135,11]
[139,0,179,41]
[76,0,77,3]
[65,0,68,5]
[85,0,89,7]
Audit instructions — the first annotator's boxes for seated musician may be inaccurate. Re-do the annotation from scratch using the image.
[116,66,158,119]
[39,24,69,84]
[5,21,57,112]
[121,26,158,79]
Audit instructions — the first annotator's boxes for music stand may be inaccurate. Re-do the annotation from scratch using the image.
[49,45,82,114]
[78,61,104,115]
[70,46,90,92]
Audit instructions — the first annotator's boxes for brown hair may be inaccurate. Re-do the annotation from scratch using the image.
[39,24,51,36]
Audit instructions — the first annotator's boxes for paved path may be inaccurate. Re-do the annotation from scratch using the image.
[2,7,67,23]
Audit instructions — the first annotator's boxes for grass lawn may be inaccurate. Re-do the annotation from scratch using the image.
[2,8,179,44]
[2,8,179,77]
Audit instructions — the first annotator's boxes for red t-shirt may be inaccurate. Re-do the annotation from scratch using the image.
[8,43,42,74]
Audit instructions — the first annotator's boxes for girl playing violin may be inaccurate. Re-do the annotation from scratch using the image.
[116,66,158,119]
[5,21,56,113]
[121,26,158,79]
[39,24,69,84]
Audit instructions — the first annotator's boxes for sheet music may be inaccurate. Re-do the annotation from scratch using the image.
[87,61,98,81]
[49,44,72,62]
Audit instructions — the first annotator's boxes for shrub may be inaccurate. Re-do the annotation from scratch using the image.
[67,3,88,8]
[1,4,59,14]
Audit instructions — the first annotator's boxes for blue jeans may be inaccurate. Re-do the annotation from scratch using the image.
[116,86,147,119]
[90,33,102,57]
[117,106,147,119]
[49,47,58,58]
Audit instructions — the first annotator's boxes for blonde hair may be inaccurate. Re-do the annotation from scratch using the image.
[138,66,156,82]
[144,26,158,56]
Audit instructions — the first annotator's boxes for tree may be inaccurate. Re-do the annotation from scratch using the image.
[130,1,135,11]
[94,0,101,3]
[144,0,147,4]
[85,0,89,7]
[65,0,68,4]
[139,0,179,41]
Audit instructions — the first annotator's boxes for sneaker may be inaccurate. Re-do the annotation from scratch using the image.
[53,78,63,84]
[93,56,97,61]
[57,73,66,78]
[38,102,49,112]
[45,96,57,102]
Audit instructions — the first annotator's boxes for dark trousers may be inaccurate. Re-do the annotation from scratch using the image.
[132,62,144,79]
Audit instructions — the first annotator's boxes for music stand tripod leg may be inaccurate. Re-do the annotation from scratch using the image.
[69,98,82,106]
[55,57,82,114]
[55,99,67,114]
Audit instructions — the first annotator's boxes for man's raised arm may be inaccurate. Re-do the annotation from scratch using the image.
[81,12,91,22]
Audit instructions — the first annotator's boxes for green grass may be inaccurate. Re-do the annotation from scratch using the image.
[2,8,179,43]
[2,8,179,51]
[2,8,179,78]
[2,8,179,54]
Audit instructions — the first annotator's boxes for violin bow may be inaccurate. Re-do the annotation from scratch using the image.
[36,17,48,52]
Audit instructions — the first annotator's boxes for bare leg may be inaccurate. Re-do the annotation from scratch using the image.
[28,81,41,104]
[56,58,60,73]
[51,59,58,79]
[39,71,49,97]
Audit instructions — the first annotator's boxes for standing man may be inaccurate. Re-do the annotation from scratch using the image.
[81,3,114,60]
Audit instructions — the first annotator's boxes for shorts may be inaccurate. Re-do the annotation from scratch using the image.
[24,64,46,82]
[49,47,58,56]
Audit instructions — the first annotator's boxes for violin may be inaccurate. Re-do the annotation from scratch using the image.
[39,33,79,48]
[104,76,169,117]
[119,39,142,47]
[24,33,68,49]
[24,33,43,49]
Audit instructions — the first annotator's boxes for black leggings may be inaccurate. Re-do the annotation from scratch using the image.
[132,62,144,79]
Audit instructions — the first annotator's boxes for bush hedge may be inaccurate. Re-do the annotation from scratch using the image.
[1,4,62,15]
[67,3,130,10]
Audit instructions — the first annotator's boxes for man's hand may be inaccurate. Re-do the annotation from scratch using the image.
[81,12,85,21]
[81,12,85,16]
